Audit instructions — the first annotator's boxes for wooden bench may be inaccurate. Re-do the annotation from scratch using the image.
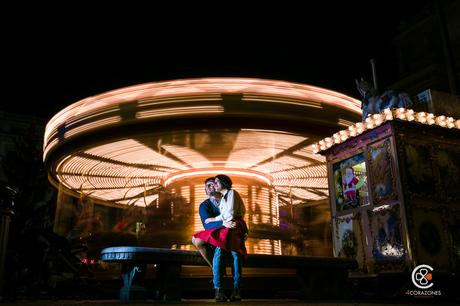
[100,246,358,302]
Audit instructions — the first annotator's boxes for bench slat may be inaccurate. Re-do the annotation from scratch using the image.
[100,246,357,269]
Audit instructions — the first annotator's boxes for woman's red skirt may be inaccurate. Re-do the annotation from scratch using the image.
[193,218,248,256]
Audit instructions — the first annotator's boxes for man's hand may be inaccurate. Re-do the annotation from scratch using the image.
[223,221,236,228]
[204,217,215,224]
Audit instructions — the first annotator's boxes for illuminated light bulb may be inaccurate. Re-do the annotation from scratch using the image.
[416,112,427,123]
[320,145,327,151]
[366,118,375,129]
[435,115,446,127]
[427,113,435,125]
[374,118,383,126]
[394,108,407,120]
[325,137,333,145]
[319,140,325,146]
[338,130,348,140]
[371,113,384,126]
[385,111,394,120]
[348,126,357,137]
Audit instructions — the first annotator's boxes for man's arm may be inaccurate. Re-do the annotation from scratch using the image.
[199,202,223,229]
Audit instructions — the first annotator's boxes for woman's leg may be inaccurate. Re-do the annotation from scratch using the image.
[192,236,213,268]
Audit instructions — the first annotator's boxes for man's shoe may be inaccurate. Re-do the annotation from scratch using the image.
[230,287,241,301]
[215,288,227,302]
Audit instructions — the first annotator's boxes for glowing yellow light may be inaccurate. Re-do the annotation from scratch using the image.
[416,112,427,123]
[45,78,359,208]
[44,77,360,162]
[164,169,273,186]
[312,109,460,154]
[136,105,224,119]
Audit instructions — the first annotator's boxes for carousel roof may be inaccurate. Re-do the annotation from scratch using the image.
[311,108,460,154]
[43,77,361,206]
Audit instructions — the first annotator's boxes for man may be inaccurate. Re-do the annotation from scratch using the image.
[192,177,223,268]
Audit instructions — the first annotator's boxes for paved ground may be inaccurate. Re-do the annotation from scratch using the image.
[1,299,457,305]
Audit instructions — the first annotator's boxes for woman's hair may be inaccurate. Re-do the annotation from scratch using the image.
[215,174,232,189]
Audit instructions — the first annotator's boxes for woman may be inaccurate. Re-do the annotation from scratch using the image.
[192,174,248,264]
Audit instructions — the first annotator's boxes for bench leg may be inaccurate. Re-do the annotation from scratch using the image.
[155,263,182,301]
[120,263,146,303]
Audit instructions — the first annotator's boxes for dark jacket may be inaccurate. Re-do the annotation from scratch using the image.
[199,198,223,229]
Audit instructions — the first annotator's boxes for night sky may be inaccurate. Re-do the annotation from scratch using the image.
[3,1,431,120]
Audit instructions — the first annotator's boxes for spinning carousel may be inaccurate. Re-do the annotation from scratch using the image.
[43,77,361,256]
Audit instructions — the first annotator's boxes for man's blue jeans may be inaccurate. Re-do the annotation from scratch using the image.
[212,247,241,289]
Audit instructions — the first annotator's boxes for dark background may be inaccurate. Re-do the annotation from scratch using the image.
[2,1,432,120]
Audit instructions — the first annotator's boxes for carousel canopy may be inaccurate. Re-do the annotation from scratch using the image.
[43,77,361,206]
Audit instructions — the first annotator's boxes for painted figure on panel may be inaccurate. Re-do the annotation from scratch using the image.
[337,216,358,259]
[341,229,357,258]
[342,167,359,207]
[372,206,405,261]
[333,153,369,211]
[369,139,395,204]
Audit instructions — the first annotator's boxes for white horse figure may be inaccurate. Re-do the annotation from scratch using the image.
[355,78,413,121]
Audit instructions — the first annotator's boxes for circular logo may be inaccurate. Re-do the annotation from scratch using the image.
[411,264,434,289]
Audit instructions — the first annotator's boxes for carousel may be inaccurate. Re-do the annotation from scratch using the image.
[43,77,361,257]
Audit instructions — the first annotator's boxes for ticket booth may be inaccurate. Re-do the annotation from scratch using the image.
[314,109,460,275]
